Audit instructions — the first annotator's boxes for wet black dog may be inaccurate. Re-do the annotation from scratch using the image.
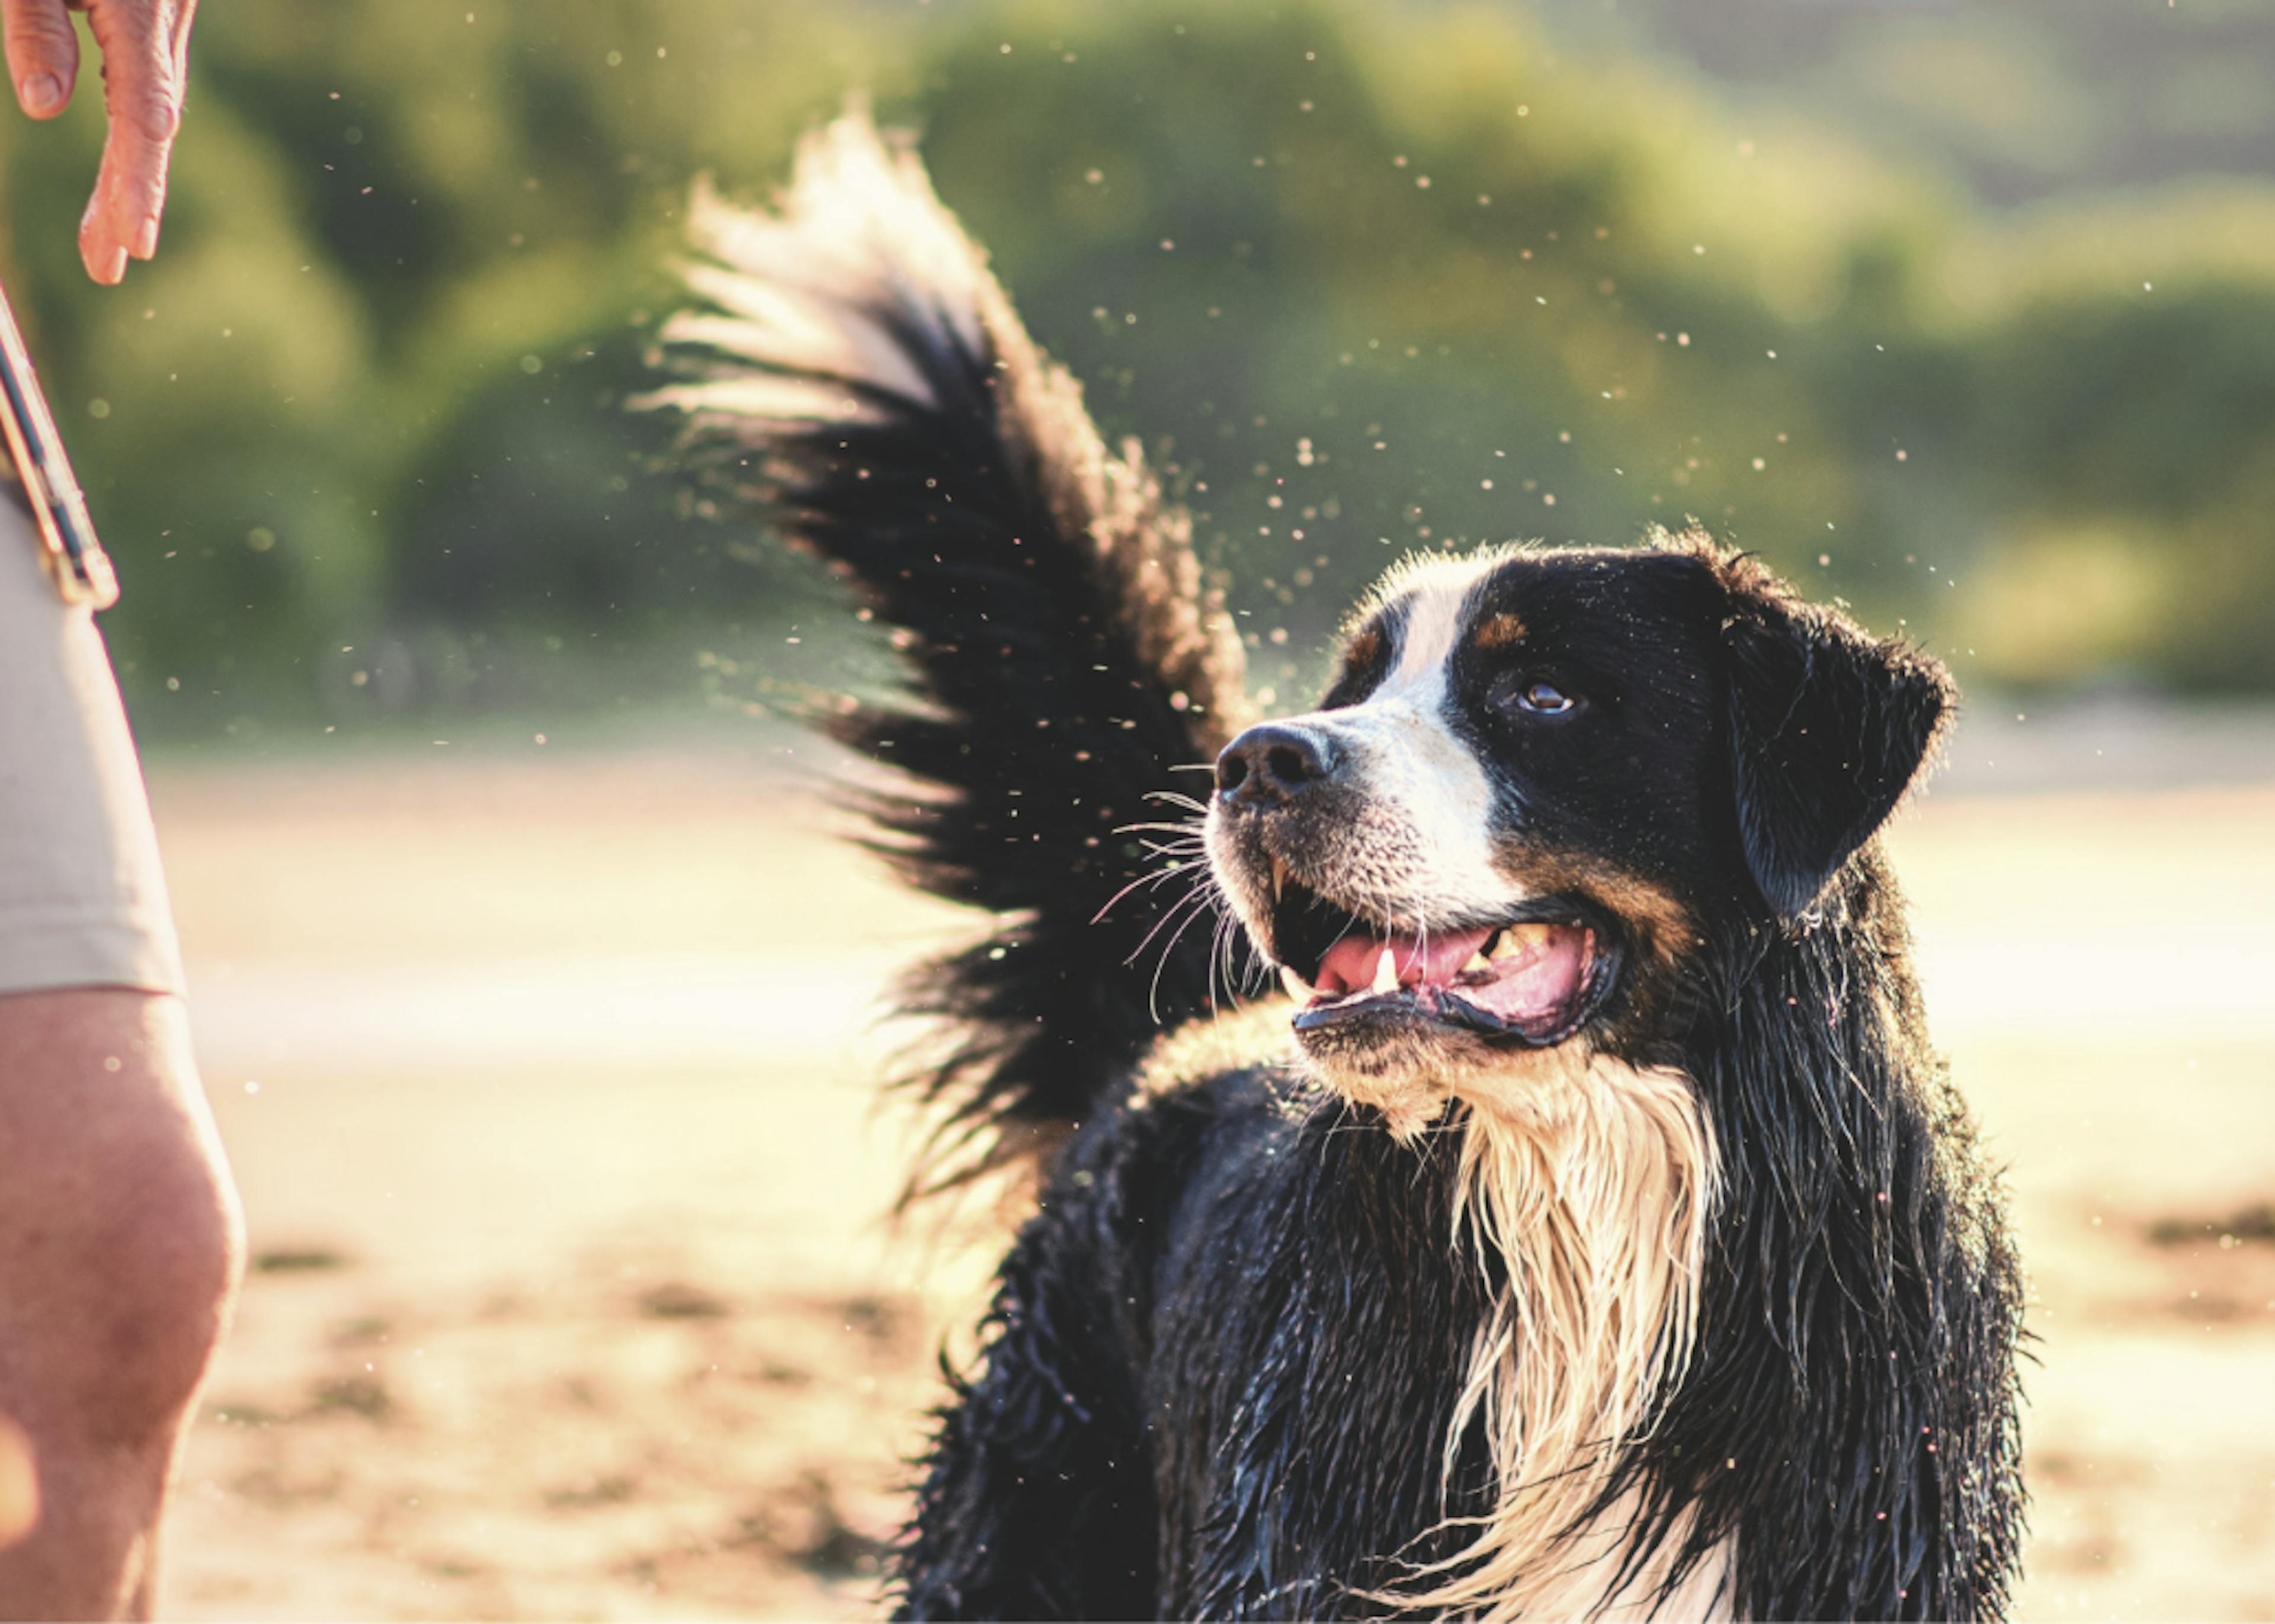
[653,114,2026,1621]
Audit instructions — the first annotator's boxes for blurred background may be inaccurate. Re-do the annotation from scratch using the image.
[9,0,2275,728]
[4,0,2271,1617]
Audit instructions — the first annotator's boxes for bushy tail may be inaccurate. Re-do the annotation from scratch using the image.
[646,113,1251,1193]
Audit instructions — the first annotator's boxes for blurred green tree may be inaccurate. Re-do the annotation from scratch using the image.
[1,0,2271,738]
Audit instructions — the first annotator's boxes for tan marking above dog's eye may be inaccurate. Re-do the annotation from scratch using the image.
[1473,611,1526,650]
[1345,624,1385,670]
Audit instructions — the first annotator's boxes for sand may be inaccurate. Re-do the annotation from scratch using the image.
[134,732,2275,1620]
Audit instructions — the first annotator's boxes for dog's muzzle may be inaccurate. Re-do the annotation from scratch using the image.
[1209,720,1614,1048]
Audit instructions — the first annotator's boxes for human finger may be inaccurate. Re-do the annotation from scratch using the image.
[1,0,78,120]
[78,0,183,281]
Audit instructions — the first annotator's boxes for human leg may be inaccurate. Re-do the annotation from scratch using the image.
[0,503,242,1619]
[0,991,240,1619]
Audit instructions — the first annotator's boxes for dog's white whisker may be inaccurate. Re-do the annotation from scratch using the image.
[1147,883,1223,1023]
[1092,867,1178,927]
[1117,868,1210,964]
[1144,787,1216,812]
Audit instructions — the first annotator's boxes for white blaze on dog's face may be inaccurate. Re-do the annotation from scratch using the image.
[1244,559,1532,924]
[1205,544,1728,1114]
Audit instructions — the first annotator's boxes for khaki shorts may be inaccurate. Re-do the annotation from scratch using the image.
[0,499,184,997]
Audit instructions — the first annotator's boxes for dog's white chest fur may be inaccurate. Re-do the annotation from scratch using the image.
[1355,1049,1738,1620]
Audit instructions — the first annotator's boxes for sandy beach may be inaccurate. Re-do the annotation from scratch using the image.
[142,728,2275,1619]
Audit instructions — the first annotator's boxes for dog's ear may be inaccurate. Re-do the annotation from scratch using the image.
[1723,585,1952,924]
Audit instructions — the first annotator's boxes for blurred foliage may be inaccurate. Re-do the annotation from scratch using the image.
[4,0,2275,741]
[1542,0,2275,209]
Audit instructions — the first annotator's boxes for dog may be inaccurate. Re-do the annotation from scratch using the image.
[650,114,2027,1622]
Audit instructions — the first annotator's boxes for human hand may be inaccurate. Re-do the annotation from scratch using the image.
[2,0,197,284]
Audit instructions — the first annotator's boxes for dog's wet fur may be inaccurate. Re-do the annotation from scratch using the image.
[653,114,2026,1620]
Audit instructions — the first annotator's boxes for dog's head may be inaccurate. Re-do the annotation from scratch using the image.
[1204,529,1952,1126]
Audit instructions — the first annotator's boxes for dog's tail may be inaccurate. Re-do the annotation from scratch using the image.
[646,113,1251,1195]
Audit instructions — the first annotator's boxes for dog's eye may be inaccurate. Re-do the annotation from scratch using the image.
[1513,680,1574,715]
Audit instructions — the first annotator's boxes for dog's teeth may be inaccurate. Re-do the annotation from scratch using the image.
[1270,857,1288,902]
[1462,950,1492,975]
[1280,966,1312,1002]
[1371,946,1400,995]
[1492,922,1550,959]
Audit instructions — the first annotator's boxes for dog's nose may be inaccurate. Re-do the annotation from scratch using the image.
[1216,723,1335,809]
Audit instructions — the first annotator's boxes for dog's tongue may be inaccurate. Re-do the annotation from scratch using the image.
[1316,927,1494,996]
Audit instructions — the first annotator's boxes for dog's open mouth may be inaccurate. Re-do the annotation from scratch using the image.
[1267,872,1611,1046]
